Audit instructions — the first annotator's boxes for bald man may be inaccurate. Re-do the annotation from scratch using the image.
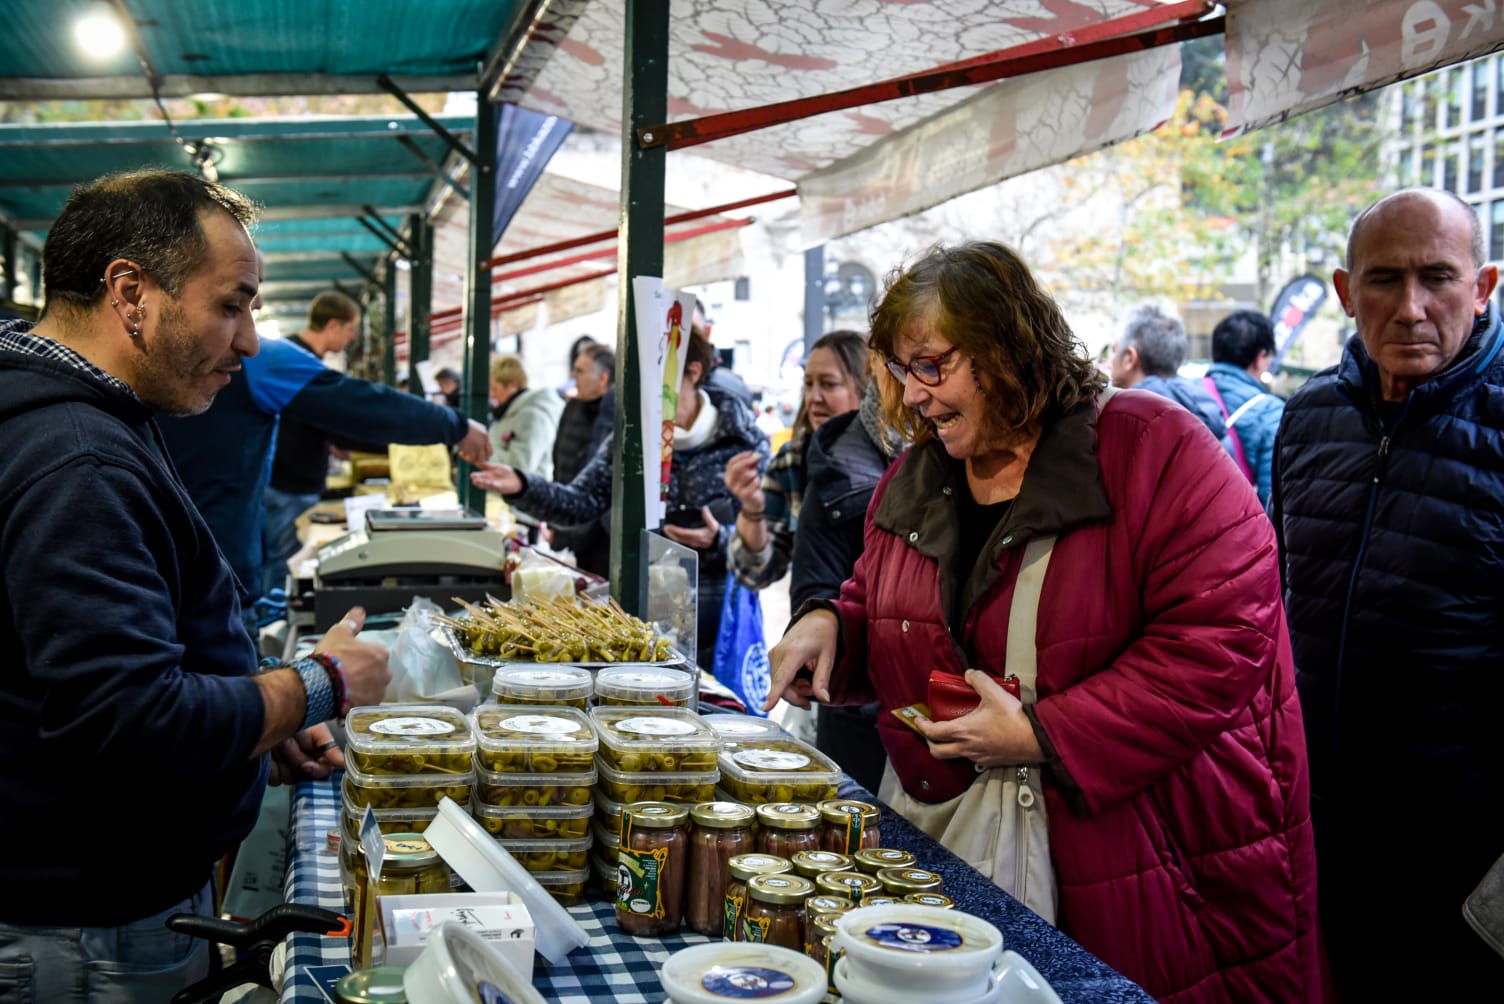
[1272,188,1504,993]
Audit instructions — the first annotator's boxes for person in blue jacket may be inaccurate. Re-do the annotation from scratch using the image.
[1205,309,1285,506]
[0,169,389,1003]
[1273,187,1504,997]
[158,296,491,607]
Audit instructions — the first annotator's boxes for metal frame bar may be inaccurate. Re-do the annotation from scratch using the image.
[460,96,499,513]
[407,213,434,395]
[491,217,750,285]
[339,252,379,285]
[396,135,472,202]
[378,74,480,167]
[361,207,414,258]
[637,3,1220,151]
[354,216,412,258]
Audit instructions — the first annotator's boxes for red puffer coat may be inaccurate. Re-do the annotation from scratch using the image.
[823,389,1322,1003]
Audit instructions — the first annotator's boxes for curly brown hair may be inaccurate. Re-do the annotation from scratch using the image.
[868,241,1104,449]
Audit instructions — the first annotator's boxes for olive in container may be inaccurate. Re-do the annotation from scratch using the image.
[470,704,597,774]
[589,706,720,773]
[472,763,594,809]
[490,665,593,709]
[344,704,476,777]
[594,665,695,707]
[685,801,756,936]
[342,763,473,812]
[595,756,718,804]
[716,738,841,804]
[470,800,592,841]
[616,801,690,936]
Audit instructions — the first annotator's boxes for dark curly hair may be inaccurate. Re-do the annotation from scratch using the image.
[869,241,1104,449]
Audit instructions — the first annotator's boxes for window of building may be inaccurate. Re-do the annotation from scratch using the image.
[1473,59,1490,121]
[1498,57,1504,120]
[1422,147,1437,187]
[1422,78,1437,130]
[1470,133,1488,193]
[1445,142,1461,191]
[1445,69,1463,129]
[1495,131,1504,188]
[1492,202,1504,262]
[1402,82,1420,132]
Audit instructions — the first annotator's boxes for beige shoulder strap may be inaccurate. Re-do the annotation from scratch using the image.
[1005,535,1055,704]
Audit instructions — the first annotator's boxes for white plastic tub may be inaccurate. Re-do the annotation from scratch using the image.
[833,904,1003,1003]
[660,942,827,1004]
[403,920,545,1004]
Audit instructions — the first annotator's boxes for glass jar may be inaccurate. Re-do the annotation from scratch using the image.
[808,912,841,996]
[904,892,956,909]
[852,847,916,875]
[817,799,881,854]
[334,966,408,1003]
[859,895,904,908]
[615,802,690,936]
[742,873,815,951]
[814,870,883,904]
[876,866,944,896]
[803,894,854,923]
[350,833,451,967]
[790,850,854,882]
[685,802,756,936]
[724,853,791,942]
[755,802,821,859]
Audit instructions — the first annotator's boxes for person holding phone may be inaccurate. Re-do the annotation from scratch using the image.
[471,330,768,670]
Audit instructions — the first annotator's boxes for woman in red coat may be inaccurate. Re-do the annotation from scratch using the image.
[766,242,1323,1003]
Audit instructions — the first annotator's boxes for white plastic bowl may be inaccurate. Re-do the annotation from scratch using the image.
[994,950,1064,1004]
[661,942,828,1004]
[833,904,1003,1001]
[403,921,545,1004]
[834,955,1002,1004]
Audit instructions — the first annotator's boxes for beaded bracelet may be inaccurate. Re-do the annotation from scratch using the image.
[289,657,336,729]
[309,652,350,719]
[739,508,766,520]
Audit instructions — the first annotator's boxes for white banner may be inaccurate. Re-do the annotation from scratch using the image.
[798,47,1181,245]
[1224,0,1504,138]
[630,277,695,527]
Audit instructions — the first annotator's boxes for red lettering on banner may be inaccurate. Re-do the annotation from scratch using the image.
[1005,0,1110,35]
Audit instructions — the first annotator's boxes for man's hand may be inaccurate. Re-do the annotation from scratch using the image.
[456,419,492,465]
[662,506,721,550]
[314,606,390,709]
[470,462,522,496]
[764,608,838,711]
[268,722,344,785]
[916,669,1043,768]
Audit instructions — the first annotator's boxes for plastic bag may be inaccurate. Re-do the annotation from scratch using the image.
[386,596,478,712]
[711,572,770,715]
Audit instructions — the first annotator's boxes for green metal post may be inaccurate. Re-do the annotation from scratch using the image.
[610,0,669,616]
[382,263,398,387]
[461,95,499,514]
[408,212,434,396]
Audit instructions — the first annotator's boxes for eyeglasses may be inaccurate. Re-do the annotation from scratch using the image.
[885,345,959,386]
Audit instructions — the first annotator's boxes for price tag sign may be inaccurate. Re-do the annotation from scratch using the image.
[359,805,385,884]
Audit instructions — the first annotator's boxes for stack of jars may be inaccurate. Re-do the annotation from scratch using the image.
[339,704,476,897]
[469,702,597,903]
[590,706,720,903]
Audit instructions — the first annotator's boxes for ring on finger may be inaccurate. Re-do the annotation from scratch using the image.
[316,739,339,754]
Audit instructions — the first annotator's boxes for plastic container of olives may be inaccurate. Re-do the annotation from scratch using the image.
[471,705,598,774]
[716,737,842,804]
[589,706,720,773]
[342,761,474,811]
[533,865,592,905]
[498,835,593,874]
[344,704,476,777]
[594,757,718,804]
[339,803,439,846]
[705,713,792,745]
[490,666,593,709]
[472,762,596,809]
[593,819,620,857]
[593,665,695,707]
[592,853,619,898]
[470,800,592,841]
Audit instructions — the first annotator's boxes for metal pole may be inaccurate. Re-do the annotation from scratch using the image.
[382,263,397,387]
[804,245,825,352]
[408,212,433,396]
[610,0,669,616]
[461,96,499,514]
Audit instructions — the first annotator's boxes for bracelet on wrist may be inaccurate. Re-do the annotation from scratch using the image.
[289,657,336,729]
[739,508,765,520]
[309,652,350,719]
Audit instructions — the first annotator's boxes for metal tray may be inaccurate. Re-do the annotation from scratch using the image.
[440,621,686,670]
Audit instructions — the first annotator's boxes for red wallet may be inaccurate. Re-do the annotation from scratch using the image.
[926,669,1020,722]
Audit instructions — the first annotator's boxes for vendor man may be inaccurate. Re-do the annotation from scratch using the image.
[0,170,389,1001]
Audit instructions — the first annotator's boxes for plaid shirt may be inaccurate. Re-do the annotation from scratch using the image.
[0,319,138,399]
[729,426,808,589]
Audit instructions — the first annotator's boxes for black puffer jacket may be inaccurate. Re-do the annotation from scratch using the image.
[1273,304,1504,809]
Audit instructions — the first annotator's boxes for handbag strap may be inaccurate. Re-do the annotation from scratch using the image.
[1004,535,1055,704]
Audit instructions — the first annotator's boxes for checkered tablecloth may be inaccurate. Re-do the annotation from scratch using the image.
[280,773,1153,1003]
[279,773,709,1003]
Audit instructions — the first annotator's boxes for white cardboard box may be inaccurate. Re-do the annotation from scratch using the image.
[379,891,535,977]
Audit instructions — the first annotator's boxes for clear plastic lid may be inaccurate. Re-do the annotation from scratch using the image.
[490,665,594,704]
[704,712,791,744]
[342,761,474,811]
[471,705,598,773]
[344,704,476,777]
[593,756,719,805]
[472,761,596,810]
[717,737,842,804]
[589,706,719,773]
[471,799,592,841]
[592,665,695,706]
[660,942,828,1004]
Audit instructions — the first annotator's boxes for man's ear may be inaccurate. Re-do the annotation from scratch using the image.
[1475,264,1499,315]
[1333,268,1355,317]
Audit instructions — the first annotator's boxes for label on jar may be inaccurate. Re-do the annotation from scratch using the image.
[837,807,864,853]
[742,913,772,943]
[369,716,457,737]
[615,716,697,738]
[723,889,744,942]
[733,749,811,772]
[863,922,965,953]
[498,714,585,737]
[618,846,669,918]
[700,964,797,997]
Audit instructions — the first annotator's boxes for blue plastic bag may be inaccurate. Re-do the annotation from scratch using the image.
[711,572,771,716]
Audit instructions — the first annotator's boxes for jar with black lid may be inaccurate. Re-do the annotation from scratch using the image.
[685,801,756,936]
[742,873,815,951]
[616,801,690,936]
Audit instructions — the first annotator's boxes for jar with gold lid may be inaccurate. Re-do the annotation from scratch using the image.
[724,853,792,941]
[852,847,916,874]
[814,869,883,904]
[351,833,450,966]
[817,799,880,854]
[807,912,841,995]
[742,873,815,951]
[904,892,956,909]
[685,801,756,936]
[616,801,690,936]
[334,965,408,1004]
[876,866,944,896]
[755,802,821,859]
[790,849,853,882]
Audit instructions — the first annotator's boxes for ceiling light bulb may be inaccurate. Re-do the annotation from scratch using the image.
[74,2,125,58]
